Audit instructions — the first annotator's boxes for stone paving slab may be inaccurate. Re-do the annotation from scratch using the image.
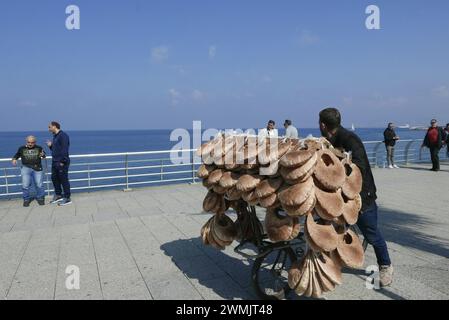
[0,163,448,300]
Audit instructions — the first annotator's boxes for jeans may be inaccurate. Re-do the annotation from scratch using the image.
[51,162,71,199]
[21,166,45,201]
[357,202,392,266]
[386,145,395,166]
[429,146,440,170]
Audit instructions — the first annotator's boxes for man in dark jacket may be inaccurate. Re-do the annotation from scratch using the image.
[319,107,393,287]
[12,136,46,207]
[383,123,400,169]
[421,119,445,171]
[46,121,72,205]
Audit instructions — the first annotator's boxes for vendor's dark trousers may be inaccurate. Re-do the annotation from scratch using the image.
[429,146,440,170]
[51,162,71,199]
[357,202,391,266]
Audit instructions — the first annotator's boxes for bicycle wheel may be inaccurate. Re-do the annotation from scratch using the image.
[252,247,297,300]
[349,224,369,252]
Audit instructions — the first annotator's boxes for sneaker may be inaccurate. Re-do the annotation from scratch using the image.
[388,165,394,169]
[393,165,400,169]
[379,265,394,287]
[37,198,45,206]
[58,198,72,206]
[50,196,64,204]
[23,200,31,207]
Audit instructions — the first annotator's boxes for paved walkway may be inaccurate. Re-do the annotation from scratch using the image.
[0,161,448,300]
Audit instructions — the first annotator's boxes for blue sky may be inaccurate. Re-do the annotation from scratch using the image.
[1,0,448,131]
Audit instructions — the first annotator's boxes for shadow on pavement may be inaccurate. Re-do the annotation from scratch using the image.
[378,207,449,259]
[160,238,256,300]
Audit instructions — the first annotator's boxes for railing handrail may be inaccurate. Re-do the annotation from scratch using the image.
[0,148,198,163]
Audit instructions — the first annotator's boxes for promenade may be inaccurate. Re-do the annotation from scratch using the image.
[0,161,448,300]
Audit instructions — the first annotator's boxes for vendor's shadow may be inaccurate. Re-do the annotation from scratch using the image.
[160,238,257,300]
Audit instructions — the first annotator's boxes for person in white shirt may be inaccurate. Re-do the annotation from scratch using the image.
[259,120,278,138]
[284,119,299,139]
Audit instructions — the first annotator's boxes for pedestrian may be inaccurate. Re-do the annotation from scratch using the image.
[46,121,72,205]
[421,119,445,171]
[11,136,46,207]
[319,107,393,287]
[259,120,278,138]
[383,122,400,168]
[284,119,299,139]
[444,123,449,158]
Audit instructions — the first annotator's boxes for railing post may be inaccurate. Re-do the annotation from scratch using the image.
[123,154,132,192]
[191,152,196,184]
[404,140,415,165]
[87,164,91,189]
[372,142,383,168]
[45,159,50,197]
[160,159,164,181]
[4,168,9,195]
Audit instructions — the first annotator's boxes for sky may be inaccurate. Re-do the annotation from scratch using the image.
[0,0,448,131]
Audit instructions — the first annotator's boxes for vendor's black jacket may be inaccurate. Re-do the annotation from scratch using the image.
[328,126,377,212]
[383,128,397,147]
[12,145,46,171]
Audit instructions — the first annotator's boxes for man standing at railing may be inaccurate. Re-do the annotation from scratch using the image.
[46,121,72,206]
[421,119,445,172]
[11,136,46,207]
[383,123,399,169]
[259,120,278,138]
[284,119,299,139]
[319,107,393,287]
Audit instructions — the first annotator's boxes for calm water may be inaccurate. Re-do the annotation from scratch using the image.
[0,128,427,158]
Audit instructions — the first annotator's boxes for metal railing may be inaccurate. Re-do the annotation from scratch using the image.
[0,149,201,198]
[0,139,447,199]
[363,139,448,168]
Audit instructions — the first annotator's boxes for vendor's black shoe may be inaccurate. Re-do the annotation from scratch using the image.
[37,198,45,206]
[23,200,31,207]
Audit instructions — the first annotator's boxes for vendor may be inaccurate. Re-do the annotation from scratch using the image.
[318,107,393,287]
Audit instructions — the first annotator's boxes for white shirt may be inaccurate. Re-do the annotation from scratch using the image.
[285,125,299,139]
[258,128,278,138]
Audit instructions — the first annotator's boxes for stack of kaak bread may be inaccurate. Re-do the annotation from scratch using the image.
[197,133,365,298]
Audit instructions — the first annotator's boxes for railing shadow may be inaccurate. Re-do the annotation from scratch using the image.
[377,206,449,259]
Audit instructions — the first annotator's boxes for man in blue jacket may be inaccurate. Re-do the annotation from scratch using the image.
[47,121,72,205]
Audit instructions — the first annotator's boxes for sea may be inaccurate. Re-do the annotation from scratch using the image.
[0,128,427,158]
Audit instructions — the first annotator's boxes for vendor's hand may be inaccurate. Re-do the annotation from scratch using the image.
[12,160,17,166]
[46,140,52,148]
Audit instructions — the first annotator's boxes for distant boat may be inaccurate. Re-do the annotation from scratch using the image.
[398,124,410,129]
[351,123,355,131]
[409,126,428,131]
